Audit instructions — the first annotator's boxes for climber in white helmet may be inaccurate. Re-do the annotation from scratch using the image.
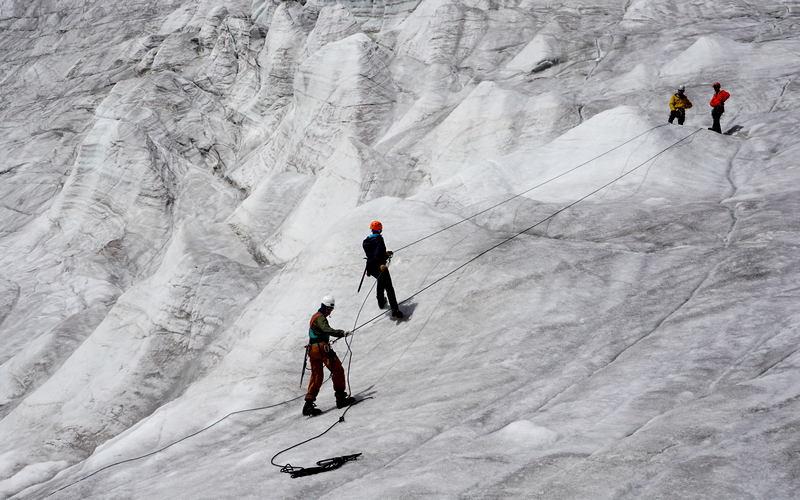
[302,295,355,416]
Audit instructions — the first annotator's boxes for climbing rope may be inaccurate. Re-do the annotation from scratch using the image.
[270,127,700,475]
[350,128,702,334]
[279,453,363,478]
[269,396,370,478]
[266,278,376,478]
[393,124,667,253]
[48,125,696,494]
[343,278,376,396]
[47,396,303,497]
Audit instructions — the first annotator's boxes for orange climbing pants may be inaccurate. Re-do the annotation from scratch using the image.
[304,342,346,401]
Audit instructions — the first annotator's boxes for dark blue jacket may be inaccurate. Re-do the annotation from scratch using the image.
[362,233,388,277]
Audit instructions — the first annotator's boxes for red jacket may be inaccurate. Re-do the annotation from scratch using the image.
[709,90,730,107]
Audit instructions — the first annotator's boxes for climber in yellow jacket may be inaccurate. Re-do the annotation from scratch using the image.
[668,85,693,125]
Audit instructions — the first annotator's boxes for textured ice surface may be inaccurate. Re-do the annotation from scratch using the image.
[0,0,799,498]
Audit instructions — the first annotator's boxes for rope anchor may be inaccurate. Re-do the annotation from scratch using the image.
[281,453,363,478]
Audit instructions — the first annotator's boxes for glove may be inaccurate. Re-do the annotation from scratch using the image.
[343,331,352,337]
[386,250,393,257]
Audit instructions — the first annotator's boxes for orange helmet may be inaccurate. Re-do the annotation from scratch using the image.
[370,220,383,232]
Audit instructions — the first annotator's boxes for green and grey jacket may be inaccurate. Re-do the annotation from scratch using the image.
[308,309,345,344]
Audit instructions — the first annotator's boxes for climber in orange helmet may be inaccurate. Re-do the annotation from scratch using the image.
[362,220,404,319]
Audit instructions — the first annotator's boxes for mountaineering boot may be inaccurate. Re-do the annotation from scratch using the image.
[391,309,404,319]
[336,392,357,409]
[302,400,322,417]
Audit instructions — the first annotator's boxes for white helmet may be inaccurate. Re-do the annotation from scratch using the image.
[321,295,335,308]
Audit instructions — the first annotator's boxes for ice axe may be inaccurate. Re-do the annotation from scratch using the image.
[356,259,367,293]
[299,345,309,388]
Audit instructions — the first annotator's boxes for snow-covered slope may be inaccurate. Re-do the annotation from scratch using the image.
[1,0,799,498]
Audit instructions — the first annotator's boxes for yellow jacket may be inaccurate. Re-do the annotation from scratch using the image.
[669,93,693,111]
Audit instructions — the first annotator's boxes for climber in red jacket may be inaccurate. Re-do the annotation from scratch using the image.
[708,82,730,133]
